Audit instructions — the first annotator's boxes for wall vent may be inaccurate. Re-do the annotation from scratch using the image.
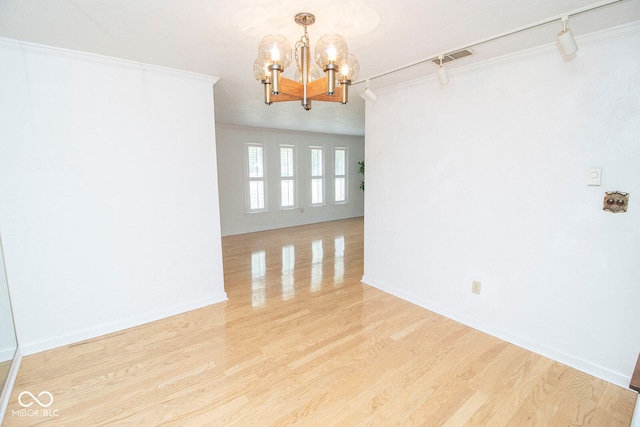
[431,48,474,65]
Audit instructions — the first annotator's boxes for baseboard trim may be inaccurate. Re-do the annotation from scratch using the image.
[361,275,630,388]
[19,293,228,356]
[0,347,22,424]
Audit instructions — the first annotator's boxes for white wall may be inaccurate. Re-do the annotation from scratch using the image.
[362,23,640,387]
[0,39,227,354]
[0,237,17,361]
[216,124,364,236]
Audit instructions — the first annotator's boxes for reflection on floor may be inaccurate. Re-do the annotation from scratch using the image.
[221,218,363,310]
[244,232,347,307]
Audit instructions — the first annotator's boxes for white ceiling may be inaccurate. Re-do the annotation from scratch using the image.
[1,0,638,136]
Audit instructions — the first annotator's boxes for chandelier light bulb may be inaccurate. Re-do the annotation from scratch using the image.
[315,34,348,95]
[295,65,322,83]
[258,34,292,67]
[258,34,291,95]
[338,54,359,104]
[340,54,360,82]
[253,57,269,81]
[314,34,348,69]
[270,48,281,62]
[327,46,337,62]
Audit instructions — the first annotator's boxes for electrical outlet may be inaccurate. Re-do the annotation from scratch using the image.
[472,280,481,295]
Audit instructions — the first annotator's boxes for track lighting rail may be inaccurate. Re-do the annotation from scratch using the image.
[353,0,626,86]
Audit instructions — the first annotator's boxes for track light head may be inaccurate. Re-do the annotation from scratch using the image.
[360,79,378,102]
[437,66,449,85]
[557,16,578,56]
[436,55,449,85]
[360,87,378,102]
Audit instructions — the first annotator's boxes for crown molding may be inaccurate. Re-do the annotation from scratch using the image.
[0,37,219,85]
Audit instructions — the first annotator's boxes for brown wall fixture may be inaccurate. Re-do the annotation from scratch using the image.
[603,191,629,213]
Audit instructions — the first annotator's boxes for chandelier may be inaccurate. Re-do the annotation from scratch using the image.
[253,13,360,110]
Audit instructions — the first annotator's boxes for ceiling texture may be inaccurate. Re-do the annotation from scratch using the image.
[0,0,638,136]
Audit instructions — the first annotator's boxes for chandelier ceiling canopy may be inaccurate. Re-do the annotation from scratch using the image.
[253,12,359,111]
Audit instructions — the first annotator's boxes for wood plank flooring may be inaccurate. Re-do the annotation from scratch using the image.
[4,217,637,426]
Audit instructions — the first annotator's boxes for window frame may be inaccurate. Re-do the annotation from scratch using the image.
[244,142,267,214]
[310,146,325,206]
[279,144,297,210]
[334,147,348,204]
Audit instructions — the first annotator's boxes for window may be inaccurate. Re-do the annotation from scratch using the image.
[280,145,295,209]
[334,148,347,203]
[310,146,324,205]
[245,143,266,213]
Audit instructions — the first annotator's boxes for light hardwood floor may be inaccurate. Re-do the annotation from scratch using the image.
[4,217,637,426]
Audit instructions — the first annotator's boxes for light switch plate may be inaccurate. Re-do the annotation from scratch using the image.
[587,167,602,186]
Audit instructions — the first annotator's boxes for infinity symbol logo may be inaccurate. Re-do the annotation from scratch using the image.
[18,391,54,408]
